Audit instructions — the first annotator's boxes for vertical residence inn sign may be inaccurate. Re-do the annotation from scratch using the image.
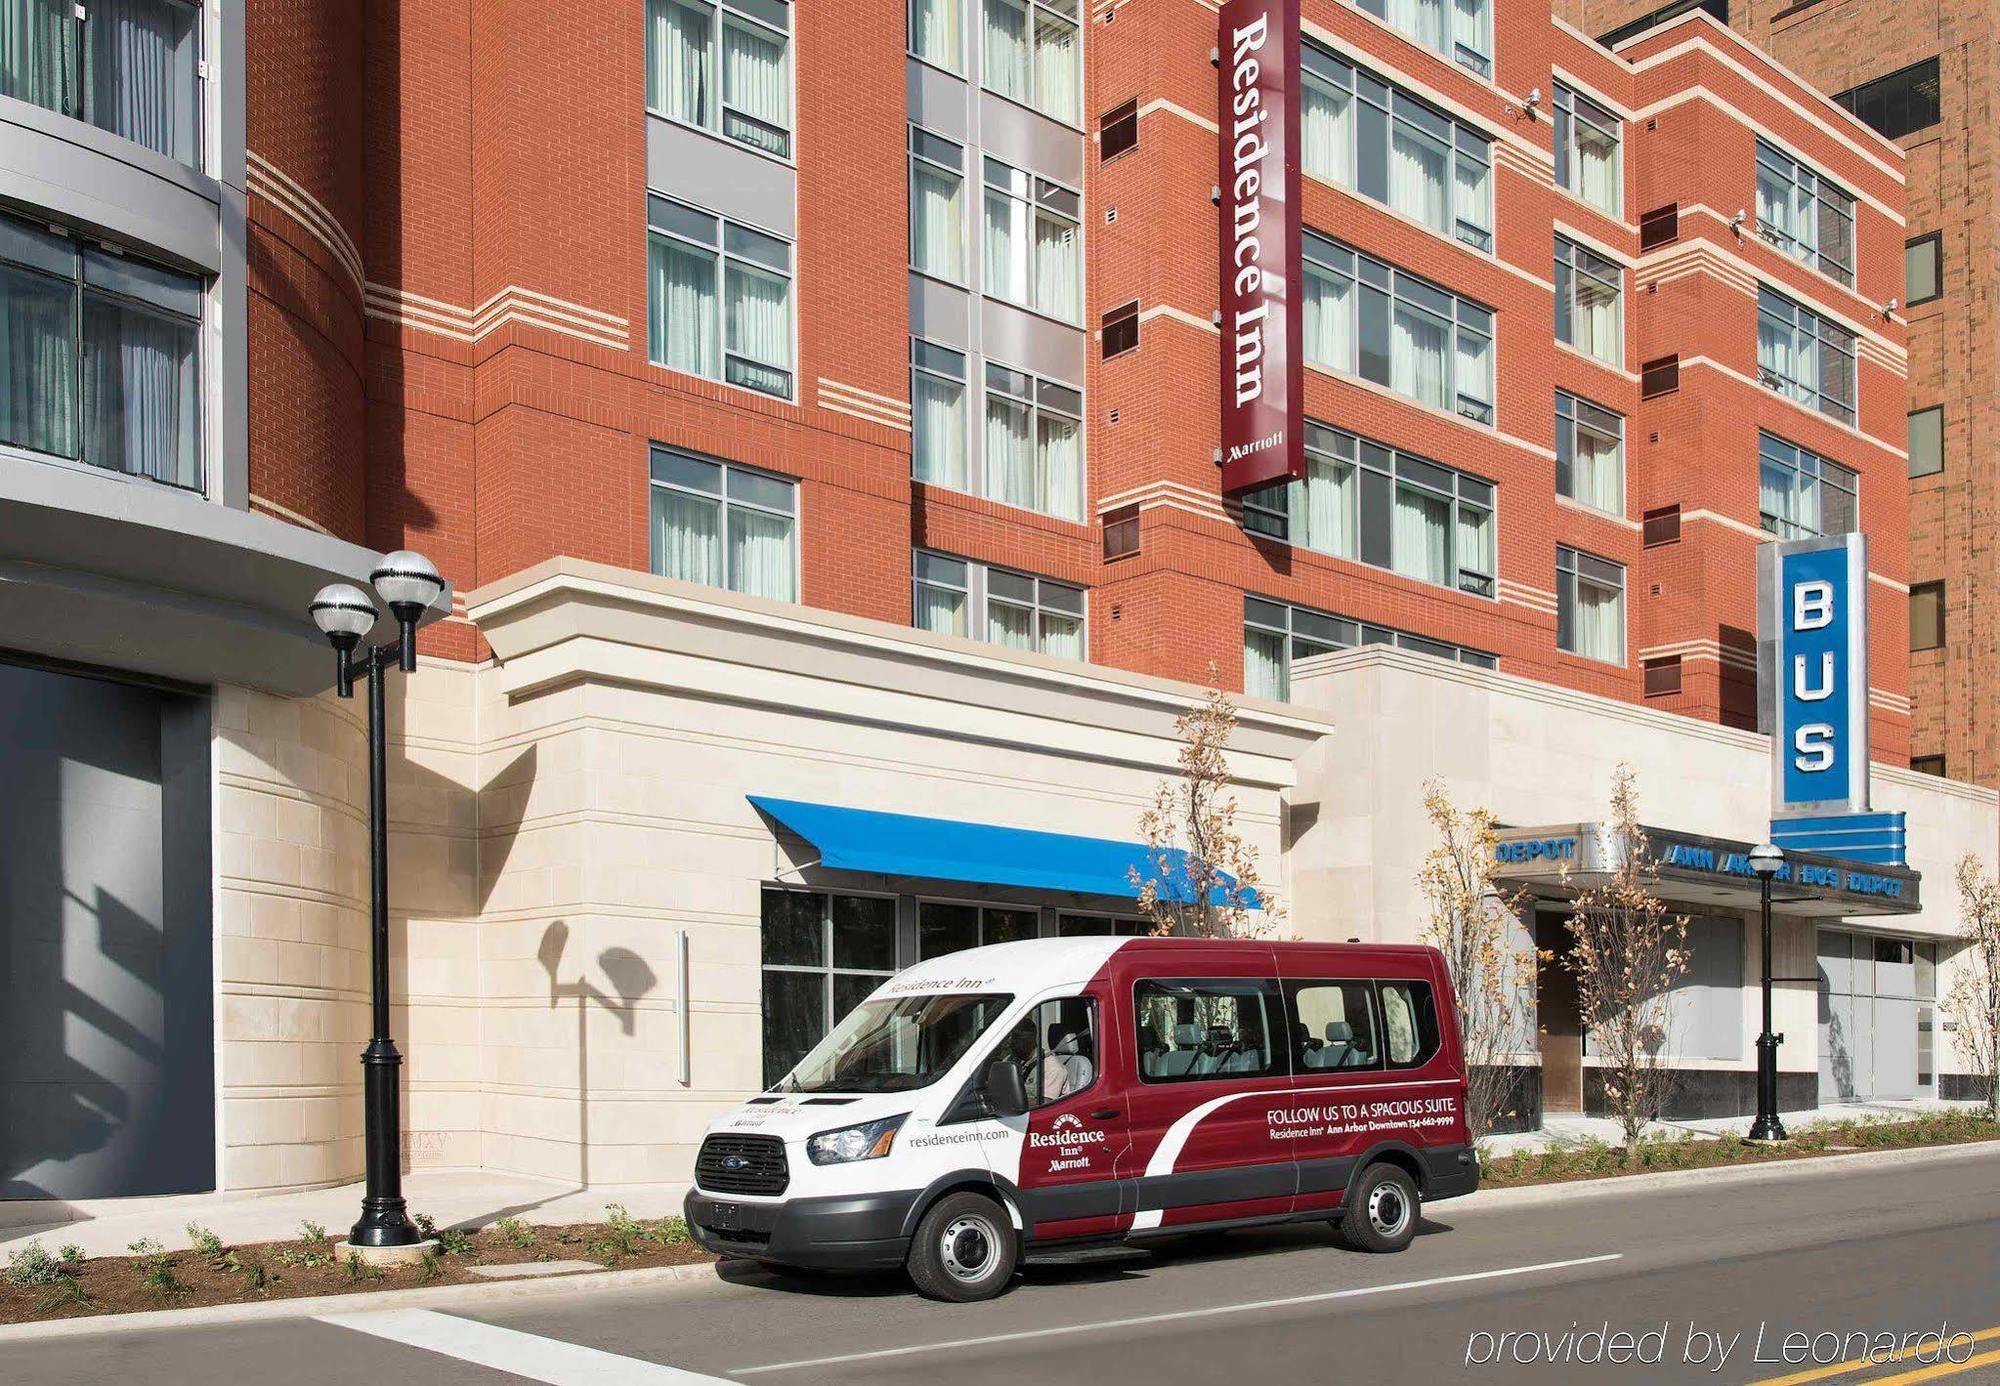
[1759,532,1871,817]
[1217,0,1304,495]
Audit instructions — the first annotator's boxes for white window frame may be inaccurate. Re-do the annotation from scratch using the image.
[982,156,1082,324]
[1759,433,1859,540]
[1555,235,1624,367]
[1355,0,1490,77]
[980,358,1084,520]
[1555,390,1626,516]
[646,192,797,401]
[1243,594,1496,701]
[1755,139,1856,288]
[647,444,800,600]
[1757,285,1858,425]
[1553,82,1623,218]
[909,124,968,284]
[981,0,1082,126]
[645,0,796,162]
[1556,545,1626,666]
[912,550,1088,659]
[908,0,965,73]
[910,337,969,489]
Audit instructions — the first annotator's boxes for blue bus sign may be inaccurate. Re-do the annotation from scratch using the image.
[1759,533,1870,818]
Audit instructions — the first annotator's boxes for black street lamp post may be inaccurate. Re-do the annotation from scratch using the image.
[310,551,446,1254]
[1747,842,1789,1144]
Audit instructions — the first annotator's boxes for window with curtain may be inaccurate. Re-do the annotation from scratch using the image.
[1243,594,1495,701]
[1556,391,1624,515]
[1301,231,1495,423]
[983,157,1080,322]
[983,360,1082,519]
[910,338,968,490]
[1759,433,1858,539]
[1757,286,1857,424]
[647,194,794,399]
[909,125,966,283]
[1553,84,1621,218]
[1557,546,1625,664]
[1301,46,1492,251]
[1555,236,1622,366]
[910,0,964,71]
[983,0,1079,124]
[649,446,797,601]
[913,550,1086,660]
[1356,0,1488,74]
[1754,140,1855,287]
[0,214,202,489]
[2,0,200,166]
[646,0,792,159]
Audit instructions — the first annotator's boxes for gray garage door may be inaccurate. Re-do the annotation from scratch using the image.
[1,660,213,1199]
[1817,928,1936,1104]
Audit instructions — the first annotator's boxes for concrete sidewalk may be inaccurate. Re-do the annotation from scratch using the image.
[1479,1097,1981,1156]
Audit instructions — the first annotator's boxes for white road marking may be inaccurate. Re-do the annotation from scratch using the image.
[317,1307,732,1384]
[735,1252,1625,1374]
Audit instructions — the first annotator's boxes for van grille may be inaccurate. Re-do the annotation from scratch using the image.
[695,1134,789,1195]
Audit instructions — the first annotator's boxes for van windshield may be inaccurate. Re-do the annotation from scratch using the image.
[775,992,1013,1095]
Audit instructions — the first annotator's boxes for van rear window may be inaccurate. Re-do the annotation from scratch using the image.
[1134,979,1278,1082]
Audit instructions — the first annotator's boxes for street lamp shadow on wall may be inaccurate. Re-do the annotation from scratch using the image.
[309,550,447,1263]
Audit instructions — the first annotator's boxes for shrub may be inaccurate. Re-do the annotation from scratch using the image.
[418,1248,443,1283]
[341,1252,382,1283]
[5,1243,66,1288]
[187,1222,226,1266]
[495,1216,536,1250]
[299,1220,328,1244]
[128,1239,182,1301]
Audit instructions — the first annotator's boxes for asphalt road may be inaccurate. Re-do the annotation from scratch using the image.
[12,1145,2000,1386]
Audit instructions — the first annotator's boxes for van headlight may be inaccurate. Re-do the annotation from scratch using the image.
[806,1114,907,1165]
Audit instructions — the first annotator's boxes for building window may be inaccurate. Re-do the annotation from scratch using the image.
[909,126,967,283]
[1640,354,1680,398]
[1911,754,1946,777]
[920,900,1039,958]
[1557,546,1625,664]
[0,0,200,165]
[649,446,798,601]
[1909,405,1943,478]
[1642,504,1682,547]
[0,215,203,490]
[1243,595,1494,701]
[1556,391,1624,515]
[1302,232,1495,423]
[913,551,1086,659]
[1099,98,1138,160]
[1555,236,1622,366]
[645,0,793,159]
[910,0,963,71]
[1643,655,1682,697]
[983,157,1081,323]
[911,338,968,489]
[983,0,1080,126]
[1300,45,1493,251]
[1354,0,1490,77]
[646,194,795,399]
[760,888,898,1087]
[1101,300,1139,358]
[1243,422,1495,597]
[983,360,1082,519]
[1553,84,1621,217]
[1759,434,1858,539]
[1757,286,1856,424]
[1905,233,1942,305]
[1910,581,1944,651]
[1102,504,1139,560]
[1834,58,1940,141]
[1057,913,1147,936]
[1639,204,1679,250]
[1754,141,1855,287]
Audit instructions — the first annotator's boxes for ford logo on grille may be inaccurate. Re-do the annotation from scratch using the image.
[719,1155,752,1171]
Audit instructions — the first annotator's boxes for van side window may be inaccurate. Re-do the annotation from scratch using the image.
[1134,979,1277,1082]
[1380,980,1441,1068]
[997,997,1099,1108]
[1288,981,1381,1072]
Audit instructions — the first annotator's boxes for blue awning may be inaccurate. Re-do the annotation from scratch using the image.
[748,796,1254,906]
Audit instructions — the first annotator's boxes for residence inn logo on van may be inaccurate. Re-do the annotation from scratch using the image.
[1028,1113,1107,1151]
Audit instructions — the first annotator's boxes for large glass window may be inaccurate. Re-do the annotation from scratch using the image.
[983,360,1082,520]
[1910,582,1944,651]
[1302,232,1495,423]
[1554,84,1621,217]
[1834,58,1940,142]
[1135,978,1277,1082]
[910,338,968,489]
[919,901,1039,958]
[1300,46,1492,251]
[1908,405,1943,478]
[647,194,794,399]
[909,126,967,283]
[1755,140,1855,287]
[0,0,199,165]
[983,157,1080,323]
[1758,286,1857,425]
[1555,236,1622,366]
[1556,391,1624,515]
[0,215,201,489]
[760,888,899,1087]
[1355,0,1490,77]
[1557,545,1625,664]
[1242,594,1495,701]
[1905,233,1941,305]
[982,0,1079,125]
[646,0,792,159]
[913,550,1086,660]
[649,446,797,601]
[1242,422,1495,597]
[1759,434,1858,539]
[910,0,964,71]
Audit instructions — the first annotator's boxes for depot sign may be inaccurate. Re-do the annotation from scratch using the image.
[1217,0,1303,495]
[1759,533,1871,817]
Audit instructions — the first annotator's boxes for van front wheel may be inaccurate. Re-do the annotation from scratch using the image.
[1340,1163,1419,1253]
[907,1191,1017,1302]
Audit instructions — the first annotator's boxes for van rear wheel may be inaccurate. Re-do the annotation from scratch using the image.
[907,1191,1017,1302]
[1340,1163,1419,1253]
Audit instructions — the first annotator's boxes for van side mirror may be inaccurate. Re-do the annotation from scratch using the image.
[984,1060,1029,1118]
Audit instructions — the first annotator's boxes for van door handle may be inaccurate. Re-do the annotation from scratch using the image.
[1090,1108,1122,1120]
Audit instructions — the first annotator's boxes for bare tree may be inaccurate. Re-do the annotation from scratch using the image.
[1415,781,1538,1139]
[1129,682,1276,938]
[1947,854,2000,1120]
[1562,765,1689,1162]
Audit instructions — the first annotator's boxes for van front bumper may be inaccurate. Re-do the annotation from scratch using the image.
[685,1188,921,1270]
